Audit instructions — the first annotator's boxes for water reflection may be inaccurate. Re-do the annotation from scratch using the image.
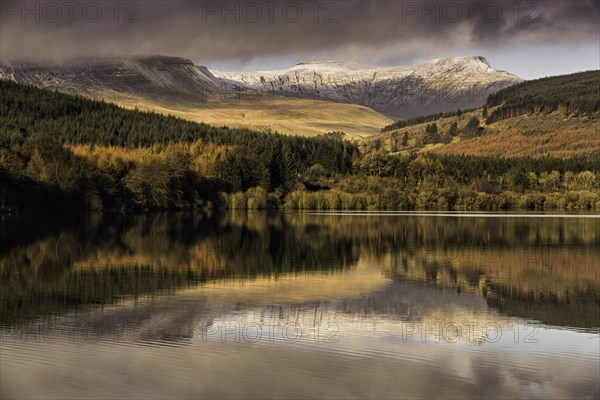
[1,211,598,330]
[1,211,599,399]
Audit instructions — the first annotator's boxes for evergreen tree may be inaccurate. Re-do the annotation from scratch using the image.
[391,132,399,152]
[463,117,482,137]
[424,123,441,144]
[448,121,458,137]
[401,131,409,147]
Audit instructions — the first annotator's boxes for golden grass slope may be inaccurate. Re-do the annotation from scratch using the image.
[374,109,600,158]
[432,112,600,158]
[91,91,393,139]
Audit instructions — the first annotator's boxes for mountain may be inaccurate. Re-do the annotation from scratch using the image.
[0,55,521,136]
[0,55,221,106]
[208,56,522,118]
[0,55,393,137]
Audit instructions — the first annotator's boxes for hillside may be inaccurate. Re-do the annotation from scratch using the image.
[373,70,600,158]
[486,70,600,122]
[115,97,392,138]
[0,55,391,138]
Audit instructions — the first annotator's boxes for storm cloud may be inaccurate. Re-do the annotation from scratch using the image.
[0,0,598,67]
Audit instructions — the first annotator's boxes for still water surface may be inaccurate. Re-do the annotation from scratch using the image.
[1,211,599,399]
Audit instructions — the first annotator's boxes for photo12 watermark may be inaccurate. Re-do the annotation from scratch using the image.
[199,321,340,343]
[1,319,542,345]
[0,1,140,24]
[198,1,340,24]
[400,321,540,344]
[396,1,540,24]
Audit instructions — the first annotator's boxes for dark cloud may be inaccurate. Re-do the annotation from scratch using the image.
[0,0,598,65]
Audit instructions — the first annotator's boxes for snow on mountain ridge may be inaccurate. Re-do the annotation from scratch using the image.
[210,56,498,77]
[207,56,522,118]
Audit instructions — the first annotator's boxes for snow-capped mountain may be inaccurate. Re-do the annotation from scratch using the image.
[209,56,522,118]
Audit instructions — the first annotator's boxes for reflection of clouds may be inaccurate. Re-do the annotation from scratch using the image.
[2,266,599,399]
[0,265,580,345]
[203,280,510,346]
[2,321,598,399]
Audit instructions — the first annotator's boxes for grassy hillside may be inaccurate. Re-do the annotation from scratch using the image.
[430,112,600,158]
[39,86,392,139]
[115,97,392,139]
[375,70,600,158]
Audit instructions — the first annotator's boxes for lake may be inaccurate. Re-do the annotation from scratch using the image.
[1,211,599,399]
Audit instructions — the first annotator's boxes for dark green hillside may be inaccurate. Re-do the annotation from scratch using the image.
[0,80,356,211]
[0,80,355,172]
[486,70,600,123]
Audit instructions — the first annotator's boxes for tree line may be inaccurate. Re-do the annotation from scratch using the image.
[381,108,476,132]
[485,70,600,123]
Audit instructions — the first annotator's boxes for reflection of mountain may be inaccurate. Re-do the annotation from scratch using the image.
[3,283,598,400]
[0,212,598,330]
[386,258,600,330]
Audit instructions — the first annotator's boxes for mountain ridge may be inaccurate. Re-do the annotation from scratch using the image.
[0,55,221,106]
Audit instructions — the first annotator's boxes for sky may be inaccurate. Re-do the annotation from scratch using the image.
[0,0,598,79]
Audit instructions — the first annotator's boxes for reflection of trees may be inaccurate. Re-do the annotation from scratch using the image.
[0,212,598,329]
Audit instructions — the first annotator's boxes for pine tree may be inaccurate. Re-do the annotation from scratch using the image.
[424,123,440,144]
[448,121,458,137]
[391,132,399,152]
[401,132,409,147]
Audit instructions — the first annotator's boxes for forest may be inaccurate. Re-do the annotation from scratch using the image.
[1,79,599,212]
[381,108,475,132]
[485,70,600,123]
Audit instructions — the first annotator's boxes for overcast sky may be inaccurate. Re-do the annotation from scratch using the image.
[1,0,598,79]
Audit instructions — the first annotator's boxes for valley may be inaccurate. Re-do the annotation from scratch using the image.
[0,57,599,213]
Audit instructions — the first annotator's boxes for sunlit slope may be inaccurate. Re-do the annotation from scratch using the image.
[374,70,600,157]
[374,109,600,157]
[115,96,393,138]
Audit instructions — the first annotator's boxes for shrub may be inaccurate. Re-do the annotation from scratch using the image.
[300,192,317,210]
[230,192,247,209]
[246,187,268,209]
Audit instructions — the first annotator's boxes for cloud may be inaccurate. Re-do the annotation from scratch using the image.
[0,0,598,66]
